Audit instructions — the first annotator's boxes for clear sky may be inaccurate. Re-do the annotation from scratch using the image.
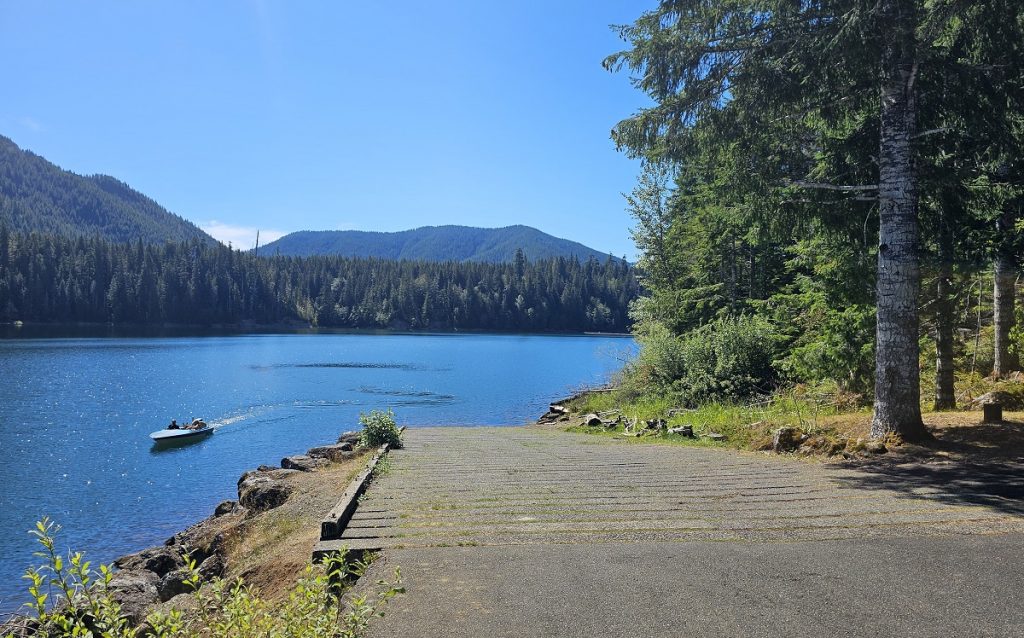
[0,1,652,257]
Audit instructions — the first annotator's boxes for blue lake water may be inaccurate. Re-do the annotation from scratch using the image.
[0,331,632,612]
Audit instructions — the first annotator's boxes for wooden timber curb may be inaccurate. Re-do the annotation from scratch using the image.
[312,427,405,562]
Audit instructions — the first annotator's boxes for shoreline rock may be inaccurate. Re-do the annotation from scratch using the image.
[282,454,328,472]
[307,444,357,463]
[100,431,369,628]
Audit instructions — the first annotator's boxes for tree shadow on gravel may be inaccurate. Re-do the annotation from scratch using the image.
[830,419,1024,517]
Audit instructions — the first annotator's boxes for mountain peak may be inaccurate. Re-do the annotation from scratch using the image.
[260,225,617,263]
[0,135,213,245]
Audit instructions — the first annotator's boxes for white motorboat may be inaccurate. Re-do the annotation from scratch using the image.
[150,420,212,442]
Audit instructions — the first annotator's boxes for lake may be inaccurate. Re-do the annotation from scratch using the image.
[0,330,632,612]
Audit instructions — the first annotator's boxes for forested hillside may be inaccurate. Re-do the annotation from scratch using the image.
[0,229,636,331]
[0,136,213,244]
[261,225,620,263]
[606,0,1024,439]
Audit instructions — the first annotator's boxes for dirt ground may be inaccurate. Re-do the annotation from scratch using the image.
[818,409,1024,462]
[223,453,370,600]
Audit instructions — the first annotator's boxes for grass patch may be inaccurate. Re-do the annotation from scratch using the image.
[566,386,872,453]
[225,453,371,601]
[371,455,392,479]
[564,376,1024,462]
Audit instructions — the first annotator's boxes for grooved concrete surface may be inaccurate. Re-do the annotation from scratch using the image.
[358,427,1024,637]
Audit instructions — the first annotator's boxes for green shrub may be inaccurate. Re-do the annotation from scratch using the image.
[627,320,689,391]
[673,314,781,405]
[625,314,780,406]
[6,518,134,638]
[776,303,876,396]
[358,409,403,449]
[3,518,402,638]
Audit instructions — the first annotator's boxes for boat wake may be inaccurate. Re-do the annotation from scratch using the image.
[208,413,250,428]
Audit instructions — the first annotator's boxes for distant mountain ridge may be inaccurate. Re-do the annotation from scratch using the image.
[0,137,616,262]
[0,135,213,244]
[261,225,619,263]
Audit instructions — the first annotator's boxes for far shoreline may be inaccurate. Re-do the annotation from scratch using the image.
[0,321,635,340]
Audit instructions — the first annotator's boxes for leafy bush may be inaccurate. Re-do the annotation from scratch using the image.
[358,409,403,449]
[5,519,133,638]
[672,314,781,405]
[627,320,689,391]
[3,518,402,638]
[625,315,780,406]
[777,303,876,396]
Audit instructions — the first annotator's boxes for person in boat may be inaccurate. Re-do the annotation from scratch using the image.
[168,419,180,430]
[187,418,207,430]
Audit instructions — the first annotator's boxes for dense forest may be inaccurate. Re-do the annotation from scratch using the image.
[0,228,637,332]
[0,135,213,244]
[262,225,622,263]
[607,0,1023,438]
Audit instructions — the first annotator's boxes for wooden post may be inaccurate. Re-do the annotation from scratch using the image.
[982,403,1003,424]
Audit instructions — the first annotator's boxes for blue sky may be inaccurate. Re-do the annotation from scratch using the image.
[1,1,652,257]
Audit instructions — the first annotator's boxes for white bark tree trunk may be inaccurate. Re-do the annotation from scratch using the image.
[934,216,956,410]
[993,207,1019,376]
[871,0,929,440]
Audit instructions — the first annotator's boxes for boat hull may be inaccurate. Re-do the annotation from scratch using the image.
[149,427,213,442]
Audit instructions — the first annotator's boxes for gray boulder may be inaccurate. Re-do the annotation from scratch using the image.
[972,390,1023,410]
[214,500,238,517]
[198,554,225,581]
[144,592,201,628]
[238,474,294,511]
[307,444,357,462]
[114,546,183,578]
[281,454,327,472]
[109,570,160,625]
[584,414,604,427]
[337,430,362,445]
[827,438,849,456]
[772,427,804,453]
[237,467,299,487]
[157,569,193,602]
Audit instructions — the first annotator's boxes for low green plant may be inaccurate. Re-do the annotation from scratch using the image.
[623,314,781,406]
[5,518,134,638]
[3,519,403,638]
[358,409,403,449]
[371,455,392,479]
[148,553,402,638]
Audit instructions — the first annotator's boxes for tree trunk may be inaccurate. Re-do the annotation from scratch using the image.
[993,208,1019,376]
[871,0,928,440]
[933,214,955,410]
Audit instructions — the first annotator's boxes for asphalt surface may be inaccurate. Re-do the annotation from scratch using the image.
[353,427,1024,637]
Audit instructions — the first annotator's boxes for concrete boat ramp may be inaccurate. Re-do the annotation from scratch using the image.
[335,427,1024,637]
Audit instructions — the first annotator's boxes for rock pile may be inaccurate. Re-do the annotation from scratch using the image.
[101,430,369,627]
[537,403,572,424]
[972,388,1024,411]
[111,526,231,624]
[238,468,298,511]
[580,411,621,429]
[668,425,695,438]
